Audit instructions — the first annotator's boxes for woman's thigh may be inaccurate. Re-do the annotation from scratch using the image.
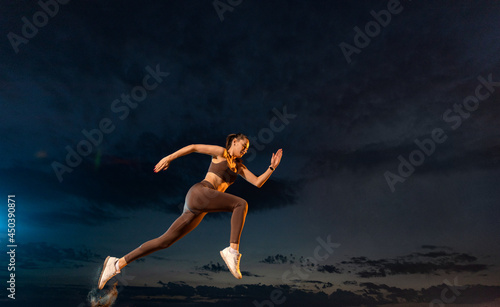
[185,182,246,214]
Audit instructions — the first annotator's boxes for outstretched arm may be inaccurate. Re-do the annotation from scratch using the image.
[154,144,225,172]
[239,149,283,188]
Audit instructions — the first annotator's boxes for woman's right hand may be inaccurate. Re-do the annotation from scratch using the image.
[154,156,171,173]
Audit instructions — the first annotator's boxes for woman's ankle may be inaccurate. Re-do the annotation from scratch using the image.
[118,257,128,270]
[229,243,239,252]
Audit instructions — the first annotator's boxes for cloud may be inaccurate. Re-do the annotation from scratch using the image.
[14,241,101,270]
[103,153,299,215]
[195,261,228,273]
[317,265,342,274]
[2,3,500,306]
[0,154,298,228]
[194,261,261,278]
[259,253,318,266]
[259,253,293,264]
[114,282,498,306]
[360,282,420,302]
[358,282,500,305]
[8,280,500,307]
[295,280,335,291]
[421,244,453,251]
[340,248,489,278]
[258,253,343,278]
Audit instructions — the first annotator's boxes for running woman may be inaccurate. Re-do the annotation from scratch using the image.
[98,133,283,289]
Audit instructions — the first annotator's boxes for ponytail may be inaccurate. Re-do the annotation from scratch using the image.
[226,134,237,150]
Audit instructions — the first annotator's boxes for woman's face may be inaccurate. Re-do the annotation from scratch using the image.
[232,138,250,158]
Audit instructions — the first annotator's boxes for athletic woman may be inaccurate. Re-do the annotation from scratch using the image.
[98,133,283,289]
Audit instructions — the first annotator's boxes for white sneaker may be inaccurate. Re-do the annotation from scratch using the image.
[220,247,242,279]
[98,256,120,289]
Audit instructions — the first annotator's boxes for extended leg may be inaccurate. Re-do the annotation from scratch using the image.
[99,210,205,289]
[123,210,206,264]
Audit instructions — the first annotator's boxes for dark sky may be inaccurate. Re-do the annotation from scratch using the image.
[1,0,500,306]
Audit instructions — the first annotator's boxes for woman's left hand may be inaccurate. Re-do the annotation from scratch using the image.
[270,148,283,169]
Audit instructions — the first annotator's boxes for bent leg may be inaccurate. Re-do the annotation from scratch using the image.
[123,210,206,264]
[228,198,248,244]
[187,185,248,245]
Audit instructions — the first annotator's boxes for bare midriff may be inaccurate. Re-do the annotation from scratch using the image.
[203,172,230,192]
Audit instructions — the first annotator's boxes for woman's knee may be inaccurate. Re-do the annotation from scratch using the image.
[158,240,173,250]
[150,237,173,250]
[236,199,248,213]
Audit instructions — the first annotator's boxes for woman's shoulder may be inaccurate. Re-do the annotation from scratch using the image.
[211,149,229,162]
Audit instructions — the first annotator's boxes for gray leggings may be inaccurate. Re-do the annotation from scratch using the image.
[124,180,248,264]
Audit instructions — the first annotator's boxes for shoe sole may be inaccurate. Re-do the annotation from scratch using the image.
[98,256,111,289]
[220,251,242,279]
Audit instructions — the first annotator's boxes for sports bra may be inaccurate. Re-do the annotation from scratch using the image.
[207,158,240,185]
